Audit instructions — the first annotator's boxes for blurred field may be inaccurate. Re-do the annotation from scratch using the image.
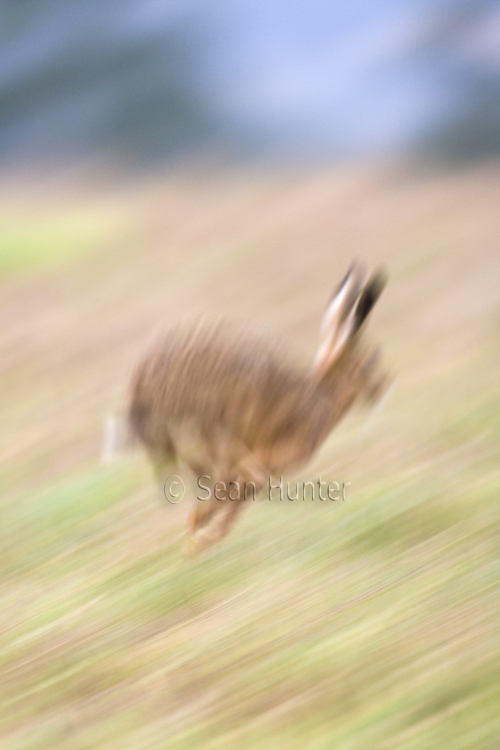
[0,161,499,749]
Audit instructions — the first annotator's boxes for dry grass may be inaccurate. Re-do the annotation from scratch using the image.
[0,159,499,749]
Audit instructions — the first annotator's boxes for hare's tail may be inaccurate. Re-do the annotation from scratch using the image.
[100,411,136,464]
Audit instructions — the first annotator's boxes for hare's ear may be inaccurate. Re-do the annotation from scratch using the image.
[313,263,365,377]
[352,268,387,334]
[320,262,364,338]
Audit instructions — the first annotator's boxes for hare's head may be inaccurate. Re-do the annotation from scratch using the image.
[313,263,388,404]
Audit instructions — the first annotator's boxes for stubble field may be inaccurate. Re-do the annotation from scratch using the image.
[1,161,499,749]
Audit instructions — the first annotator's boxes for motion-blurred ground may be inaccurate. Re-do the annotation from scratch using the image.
[1,161,499,749]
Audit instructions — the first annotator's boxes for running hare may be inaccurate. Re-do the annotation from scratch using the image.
[128,263,388,554]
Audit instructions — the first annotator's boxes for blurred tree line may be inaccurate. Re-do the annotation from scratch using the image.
[0,0,499,166]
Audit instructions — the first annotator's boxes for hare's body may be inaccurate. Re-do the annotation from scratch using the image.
[128,264,388,553]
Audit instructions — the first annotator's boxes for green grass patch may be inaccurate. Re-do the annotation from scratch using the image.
[0,207,123,277]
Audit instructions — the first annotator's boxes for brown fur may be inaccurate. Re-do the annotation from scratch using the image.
[128,263,388,554]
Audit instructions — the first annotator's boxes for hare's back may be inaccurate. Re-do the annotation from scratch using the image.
[129,323,303,444]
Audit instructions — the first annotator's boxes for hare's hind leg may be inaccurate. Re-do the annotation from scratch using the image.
[147,435,179,499]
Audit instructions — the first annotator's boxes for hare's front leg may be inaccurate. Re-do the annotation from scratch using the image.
[185,449,268,556]
[185,493,247,557]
